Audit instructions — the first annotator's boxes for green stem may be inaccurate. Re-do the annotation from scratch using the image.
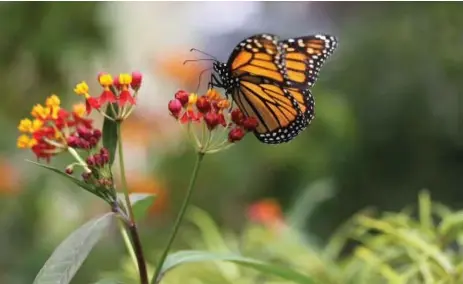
[67,147,91,173]
[117,122,149,284]
[118,220,138,268]
[151,152,205,284]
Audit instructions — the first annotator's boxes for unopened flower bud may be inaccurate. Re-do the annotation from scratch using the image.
[94,154,103,167]
[65,166,73,175]
[93,129,102,140]
[196,96,211,113]
[243,117,258,131]
[86,156,95,166]
[77,125,92,140]
[175,90,190,106]
[231,109,244,125]
[228,127,245,143]
[168,99,183,117]
[131,71,143,90]
[89,137,98,148]
[67,135,79,148]
[204,112,219,130]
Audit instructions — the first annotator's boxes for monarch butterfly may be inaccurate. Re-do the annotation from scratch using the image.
[209,33,338,144]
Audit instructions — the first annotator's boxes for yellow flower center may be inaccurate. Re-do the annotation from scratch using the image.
[31,119,43,132]
[73,103,86,118]
[119,73,132,85]
[206,88,221,101]
[99,74,113,86]
[188,93,198,105]
[46,94,61,108]
[74,81,89,96]
[18,118,32,133]
[17,135,37,149]
[31,104,51,120]
[217,99,230,109]
[50,106,60,120]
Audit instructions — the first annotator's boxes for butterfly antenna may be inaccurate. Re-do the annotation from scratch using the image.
[183,58,216,65]
[190,48,218,61]
[195,67,212,93]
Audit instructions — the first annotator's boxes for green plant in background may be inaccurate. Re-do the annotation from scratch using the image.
[98,189,463,284]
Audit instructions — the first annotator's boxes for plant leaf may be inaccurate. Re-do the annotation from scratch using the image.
[102,103,119,166]
[26,160,98,195]
[33,212,115,284]
[93,279,124,284]
[157,250,315,284]
[131,193,156,221]
[117,193,156,221]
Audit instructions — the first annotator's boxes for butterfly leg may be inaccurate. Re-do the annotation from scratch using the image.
[209,73,222,89]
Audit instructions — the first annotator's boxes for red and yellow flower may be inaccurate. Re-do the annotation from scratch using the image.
[168,88,258,153]
[74,72,142,120]
[17,94,97,162]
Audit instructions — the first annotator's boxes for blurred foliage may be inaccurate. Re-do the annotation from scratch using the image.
[0,2,107,122]
[0,2,108,284]
[100,191,463,284]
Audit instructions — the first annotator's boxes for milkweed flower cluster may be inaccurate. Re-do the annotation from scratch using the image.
[74,71,142,120]
[16,71,143,202]
[17,95,97,163]
[168,89,258,153]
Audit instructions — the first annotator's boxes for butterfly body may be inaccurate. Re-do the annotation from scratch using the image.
[211,33,337,144]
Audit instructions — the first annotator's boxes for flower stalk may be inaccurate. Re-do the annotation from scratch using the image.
[117,121,149,284]
[151,151,205,284]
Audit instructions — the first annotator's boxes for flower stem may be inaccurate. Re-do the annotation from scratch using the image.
[116,122,149,284]
[151,152,205,284]
[118,219,138,268]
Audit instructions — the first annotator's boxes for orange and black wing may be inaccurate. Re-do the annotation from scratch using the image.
[282,34,338,89]
[286,87,315,122]
[226,34,287,85]
[232,79,308,144]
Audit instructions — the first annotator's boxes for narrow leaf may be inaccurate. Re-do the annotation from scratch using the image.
[419,189,432,231]
[33,212,115,284]
[93,279,124,284]
[117,193,156,221]
[131,194,156,221]
[157,250,314,284]
[27,160,97,194]
[102,103,119,166]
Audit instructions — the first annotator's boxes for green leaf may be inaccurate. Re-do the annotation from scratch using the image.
[131,193,157,221]
[419,189,432,231]
[157,250,315,284]
[102,103,119,166]
[287,178,336,232]
[93,279,123,284]
[33,212,115,284]
[117,193,156,221]
[26,160,98,194]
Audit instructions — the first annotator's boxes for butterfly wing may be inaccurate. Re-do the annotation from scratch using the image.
[286,87,315,122]
[226,34,287,85]
[232,79,308,144]
[282,34,338,89]
[215,33,332,144]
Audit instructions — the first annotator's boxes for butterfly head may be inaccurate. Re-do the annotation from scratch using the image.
[213,61,238,90]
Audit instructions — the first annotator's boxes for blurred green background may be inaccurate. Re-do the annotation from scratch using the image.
[1,2,462,283]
